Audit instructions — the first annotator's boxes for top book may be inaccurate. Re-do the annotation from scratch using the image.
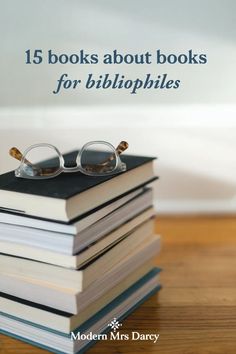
[0,151,156,222]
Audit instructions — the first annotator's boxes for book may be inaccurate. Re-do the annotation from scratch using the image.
[0,235,161,313]
[0,152,156,221]
[0,208,154,268]
[0,187,142,233]
[0,260,155,333]
[0,219,155,290]
[0,188,153,255]
[0,268,161,354]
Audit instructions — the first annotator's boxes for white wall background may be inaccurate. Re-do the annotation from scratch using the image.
[1,0,236,106]
[0,0,236,214]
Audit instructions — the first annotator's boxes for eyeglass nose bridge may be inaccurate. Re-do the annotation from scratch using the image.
[63,165,80,173]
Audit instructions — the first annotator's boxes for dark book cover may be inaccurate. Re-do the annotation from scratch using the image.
[0,151,156,200]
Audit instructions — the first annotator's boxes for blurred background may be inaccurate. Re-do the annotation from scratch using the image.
[0,0,235,213]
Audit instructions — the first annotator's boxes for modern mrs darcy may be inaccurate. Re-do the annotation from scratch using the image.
[71,331,160,344]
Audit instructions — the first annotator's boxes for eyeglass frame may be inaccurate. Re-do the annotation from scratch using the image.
[12,141,128,179]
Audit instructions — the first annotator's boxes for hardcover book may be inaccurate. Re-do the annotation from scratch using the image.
[0,151,156,221]
[0,235,161,313]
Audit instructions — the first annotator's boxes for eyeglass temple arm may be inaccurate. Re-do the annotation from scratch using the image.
[116,141,129,156]
[9,147,31,165]
[94,141,128,167]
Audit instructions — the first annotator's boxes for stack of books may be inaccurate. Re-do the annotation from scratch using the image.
[0,151,161,354]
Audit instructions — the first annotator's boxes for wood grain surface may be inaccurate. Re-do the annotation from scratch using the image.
[1,216,236,354]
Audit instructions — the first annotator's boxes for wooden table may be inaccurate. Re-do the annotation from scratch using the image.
[1,216,236,354]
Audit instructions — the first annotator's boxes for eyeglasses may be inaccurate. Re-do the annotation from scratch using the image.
[9,141,129,179]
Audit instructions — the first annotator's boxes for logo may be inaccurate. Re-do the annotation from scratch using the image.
[71,317,160,344]
[107,318,122,332]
